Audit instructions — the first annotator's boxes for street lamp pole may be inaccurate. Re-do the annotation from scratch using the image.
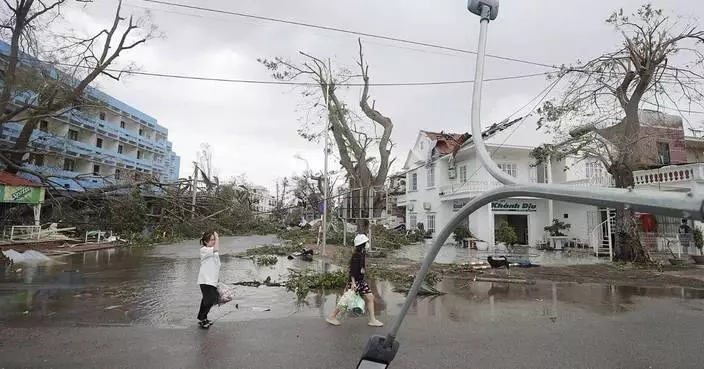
[322,60,332,258]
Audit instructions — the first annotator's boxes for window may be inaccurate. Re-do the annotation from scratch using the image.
[426,214,436,235]
[137,150,142,159]
[115,169,121,179]
[117,145,123,154]
[426,165,435,188]
[120,121,126,129]
[39,120,48,133]
[409,172,418,191]
[409,213,417,229]
[497,163,517,177]
[536,163,548,183]
[63,158,75,171]
[657,142,671,165]
[585,162,603,179]
[139,128,144,136]
[68,129,78,141]
[93,164,100,175]
[34,154,44,166]
[96,138,103,148]
[99,112,106,121]
[459,165,467,183]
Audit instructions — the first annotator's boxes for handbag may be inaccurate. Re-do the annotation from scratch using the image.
[349,293,365,316]
[337,289,356,309]
[217,282,235,305]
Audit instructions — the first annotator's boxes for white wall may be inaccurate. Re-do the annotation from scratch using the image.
[553,201,598,241]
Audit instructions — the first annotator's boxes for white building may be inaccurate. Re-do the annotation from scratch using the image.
[250,185,276,215]
[396,117,704,253]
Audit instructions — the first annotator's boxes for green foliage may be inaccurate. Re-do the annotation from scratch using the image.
[98,190,148,237]
[453,224,473,243]
[255,255,279,266]
[495,220,518,246]
[284,268,349,302]
[693,227,703,252]
[544,219,571,236]
[277,228,318,245]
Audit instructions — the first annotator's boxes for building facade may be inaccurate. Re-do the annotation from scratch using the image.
[396,113,703,254]
[0,41,180,190]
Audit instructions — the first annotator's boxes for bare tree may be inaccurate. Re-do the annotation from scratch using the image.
[531,4,704,262]
[198,142,214,180]
[259,39,394,233]
[0,0,154,173]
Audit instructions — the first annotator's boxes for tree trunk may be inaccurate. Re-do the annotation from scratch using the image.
[611,163,649,263]
[7,119,39,174]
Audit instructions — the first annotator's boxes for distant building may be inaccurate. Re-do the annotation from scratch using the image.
[0,41,180,191]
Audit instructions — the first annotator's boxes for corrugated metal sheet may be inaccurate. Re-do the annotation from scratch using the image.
[0,171,42,187]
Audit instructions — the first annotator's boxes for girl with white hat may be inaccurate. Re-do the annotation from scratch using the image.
[326,233,384,327]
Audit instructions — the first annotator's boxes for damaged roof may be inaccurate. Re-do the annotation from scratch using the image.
[423,116,525,155]
[0,171,42,187]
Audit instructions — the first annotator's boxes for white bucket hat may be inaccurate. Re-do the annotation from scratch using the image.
[353,234,370,247]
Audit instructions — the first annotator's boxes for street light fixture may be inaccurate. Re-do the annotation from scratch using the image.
[357,1,704,367]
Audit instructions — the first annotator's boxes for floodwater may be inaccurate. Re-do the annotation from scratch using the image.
[395,242,607,266]
[1,235,703,329]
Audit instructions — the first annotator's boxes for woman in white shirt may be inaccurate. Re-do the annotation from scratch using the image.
[197,231,220,329]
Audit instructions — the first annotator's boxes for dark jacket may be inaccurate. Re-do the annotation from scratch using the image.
[349,251,366,283]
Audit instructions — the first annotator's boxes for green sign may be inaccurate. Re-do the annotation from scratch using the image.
[0,185,45,204]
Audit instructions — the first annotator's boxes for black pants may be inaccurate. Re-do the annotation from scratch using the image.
[197,284,219,321]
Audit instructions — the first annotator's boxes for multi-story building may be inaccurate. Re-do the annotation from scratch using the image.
[249,185,276,216]
[0,41,180,190]
[396,111,703,255]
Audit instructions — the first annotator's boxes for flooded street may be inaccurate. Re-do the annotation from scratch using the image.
[2,236,704,368]
[1,236,703,328]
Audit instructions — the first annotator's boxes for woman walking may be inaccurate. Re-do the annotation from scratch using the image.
[326,234,383,327]
[197,231,220,329]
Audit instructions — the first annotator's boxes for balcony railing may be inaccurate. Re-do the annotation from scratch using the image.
[634,164,704,186]
[438,180,502,197]
[561,176,614,188]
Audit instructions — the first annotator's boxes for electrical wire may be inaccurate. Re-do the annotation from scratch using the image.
[141,0,559,70]
[50,60,548,86]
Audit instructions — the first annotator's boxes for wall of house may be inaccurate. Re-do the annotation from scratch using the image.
[639,126,687,166]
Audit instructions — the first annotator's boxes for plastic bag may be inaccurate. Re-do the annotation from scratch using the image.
[349,293,365,316]
[337,289,356,309]
[217,282,235,305]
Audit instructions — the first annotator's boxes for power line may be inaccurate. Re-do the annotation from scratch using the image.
[141,0,559,70]
[50,61,548,86]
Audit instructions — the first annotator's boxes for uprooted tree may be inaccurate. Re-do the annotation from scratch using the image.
[531,4,704,262]
[259,39,395,233]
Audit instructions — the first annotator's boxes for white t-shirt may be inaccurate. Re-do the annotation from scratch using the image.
[197,246,221,286]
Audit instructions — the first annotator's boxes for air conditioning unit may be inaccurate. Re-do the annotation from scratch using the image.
[448,167,457,179]
[423,202,432,211]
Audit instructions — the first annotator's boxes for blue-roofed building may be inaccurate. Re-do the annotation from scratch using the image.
[0,40,180,191]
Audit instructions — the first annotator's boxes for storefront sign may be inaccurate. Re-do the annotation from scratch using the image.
[452,200,468,212]
[0,185,45,204]
[491,200,537,212]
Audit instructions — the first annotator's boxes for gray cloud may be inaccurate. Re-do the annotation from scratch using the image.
[62,0,704,189]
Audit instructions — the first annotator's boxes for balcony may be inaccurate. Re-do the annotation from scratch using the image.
[634,164,704,188]
[438,180,502,199]
[561,176,614,188]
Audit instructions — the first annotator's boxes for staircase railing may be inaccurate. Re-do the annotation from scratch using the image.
[589,213,615,261]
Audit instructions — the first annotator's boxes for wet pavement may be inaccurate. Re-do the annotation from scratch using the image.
[1,236,704,368]
[395,242,607,266]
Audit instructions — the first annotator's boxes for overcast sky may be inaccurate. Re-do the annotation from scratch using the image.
[61,0,704,191]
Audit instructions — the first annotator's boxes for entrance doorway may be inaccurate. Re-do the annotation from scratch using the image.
[494,214,529,245]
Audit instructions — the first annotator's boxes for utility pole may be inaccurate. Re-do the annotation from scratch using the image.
[191,162,198,219]
[322,59,332,257]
